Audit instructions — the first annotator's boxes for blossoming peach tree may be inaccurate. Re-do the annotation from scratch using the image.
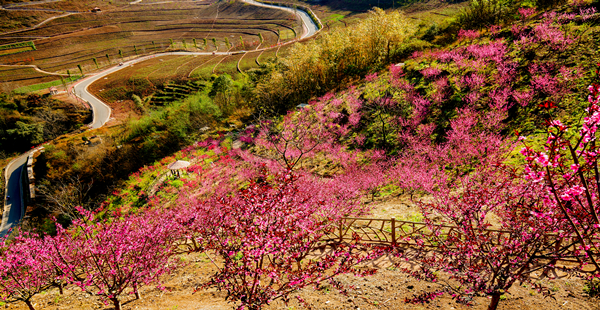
[0,233,56,310]
[520,83,600,271]
[183,169,386,310]
[401,84,600,310]
[49,208,178,310]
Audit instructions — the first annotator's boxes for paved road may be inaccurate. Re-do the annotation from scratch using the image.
[243,0,319,39]
[73,0,321,129]
[2,0,322,235]
[1,154,28,237]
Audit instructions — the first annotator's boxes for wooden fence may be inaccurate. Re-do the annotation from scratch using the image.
[327,217,599,266]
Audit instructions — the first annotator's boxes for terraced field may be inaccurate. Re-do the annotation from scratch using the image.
[0,10,60,33]
[0,66,56,90]
[0,0,300,90]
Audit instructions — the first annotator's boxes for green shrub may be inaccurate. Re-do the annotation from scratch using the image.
[584,278,600,298]
[169,179,184,188]
[456,0,518,30]
[101,86,129,101]
[254,8,416,114]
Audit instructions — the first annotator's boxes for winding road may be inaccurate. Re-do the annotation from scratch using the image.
[1,155,27,237]
[1,0,321,236]
[74,0,320,128]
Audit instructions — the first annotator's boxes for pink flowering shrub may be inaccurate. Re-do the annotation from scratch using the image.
[183,170,383,309]
[50,208,179,310]
[518,7,537,20]
[0,233,56,310]
[457,29,480,40]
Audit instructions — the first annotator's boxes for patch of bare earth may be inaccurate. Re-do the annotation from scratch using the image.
[6,225,600,310]
[7,251,599,310]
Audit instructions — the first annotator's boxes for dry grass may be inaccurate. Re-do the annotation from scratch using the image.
[0,10,60,33]
[0,66,57,90]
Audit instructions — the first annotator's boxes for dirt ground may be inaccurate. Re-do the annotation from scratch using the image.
[7,243,599,310]
[6,197,600,310]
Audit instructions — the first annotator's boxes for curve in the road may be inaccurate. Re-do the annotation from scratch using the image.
[1,146,43,238]
[1,0,322,236]
[72,0,321,129]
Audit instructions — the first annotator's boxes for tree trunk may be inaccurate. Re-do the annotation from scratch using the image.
[25,300,36,310]
[488,292,501,310]
[134,283,141,300]
[59,284,64,295]
[111,297,122,310]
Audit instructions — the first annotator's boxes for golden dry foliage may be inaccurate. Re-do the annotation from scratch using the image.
[255,8,416,112]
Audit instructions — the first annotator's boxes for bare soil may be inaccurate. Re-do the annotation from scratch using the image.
[4,197,599,310]
[5,248,599,310]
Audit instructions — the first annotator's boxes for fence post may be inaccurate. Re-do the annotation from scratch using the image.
[391,218,396,245]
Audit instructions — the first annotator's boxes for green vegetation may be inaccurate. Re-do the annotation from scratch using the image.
[456,0,571,30]
[584,278,600,297]
[326,13,345,22]
[13,75,80,93]
[0,41,36,56]
[253,8,416,113]
[0,92,90,155]
[0,41,36,51]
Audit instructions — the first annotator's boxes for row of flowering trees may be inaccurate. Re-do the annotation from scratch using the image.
[2,89,600,310]
[5,83,600,310]
[0,209,179,310]
[3,6,600,310]
[0,165,389,310]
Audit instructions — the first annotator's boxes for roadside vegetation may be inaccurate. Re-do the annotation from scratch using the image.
[0,92,90,157]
